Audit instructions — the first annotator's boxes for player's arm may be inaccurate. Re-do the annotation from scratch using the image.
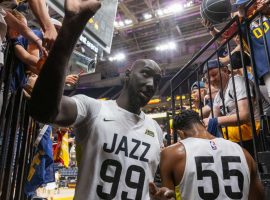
[29,20,79,125]
[242,148,265,200]
[149,146,177,200]
[160,147,177,191]
[29,0,101,126]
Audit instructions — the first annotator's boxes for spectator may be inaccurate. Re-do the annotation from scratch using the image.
[191,79,219,119]
[1,0,58,51]
[192,79,222,137]
[27,0,58,50]
[203,59,260,156]
[229,50,270,116]
[0,1,47,55]
[203,0,270,99]
[7,10,43,93]
[203,78,219,110]
[191,81,207,110]
[228,51,252,78]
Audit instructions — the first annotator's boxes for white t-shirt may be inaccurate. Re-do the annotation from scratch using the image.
[213,75,259,120]
[178,137,250,200]
[72,95,163,200]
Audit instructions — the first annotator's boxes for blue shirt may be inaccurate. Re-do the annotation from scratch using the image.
[11,29,43,91]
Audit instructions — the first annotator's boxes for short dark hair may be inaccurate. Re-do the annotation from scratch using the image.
[230,51,251,69]
[173,110,202,131]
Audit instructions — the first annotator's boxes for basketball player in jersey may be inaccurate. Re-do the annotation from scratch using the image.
[29,0,163,199]
[150,110,264,200]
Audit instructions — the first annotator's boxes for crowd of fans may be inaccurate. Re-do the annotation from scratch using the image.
[0,0,80,109]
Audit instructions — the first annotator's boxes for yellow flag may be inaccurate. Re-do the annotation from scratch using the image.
[58,131,70,168]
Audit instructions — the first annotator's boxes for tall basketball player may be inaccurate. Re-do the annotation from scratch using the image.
[29,0,164,199]
[150,110,264,200]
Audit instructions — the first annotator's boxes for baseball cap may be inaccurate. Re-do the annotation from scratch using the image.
[231,0,250,12]
[191,81,205,91]
[203,59,223,74]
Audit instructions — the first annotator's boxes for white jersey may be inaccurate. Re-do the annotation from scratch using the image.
[178,138,250,200]
[72,95,163,200]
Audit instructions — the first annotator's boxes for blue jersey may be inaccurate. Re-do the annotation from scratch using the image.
[242,15,270,80]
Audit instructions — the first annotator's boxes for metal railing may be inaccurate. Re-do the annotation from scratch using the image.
[169,1,270,197]
[0,41,40,200]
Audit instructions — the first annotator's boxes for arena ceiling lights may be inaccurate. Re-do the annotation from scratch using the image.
[114,19,133,28]
[114,1,194,29]
[155,42,177,51]
[109,53,126,62]
[143,13,153,20]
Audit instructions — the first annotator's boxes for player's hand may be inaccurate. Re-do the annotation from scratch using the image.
[149,182,175,200]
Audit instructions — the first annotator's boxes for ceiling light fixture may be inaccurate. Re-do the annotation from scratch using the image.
[108,53,126,62]
[156,41,177,51]
[118,21,125,27]
[143,13,152,20]
[124,19,133,25]
[168,4,183,14]
[156,9,164,16]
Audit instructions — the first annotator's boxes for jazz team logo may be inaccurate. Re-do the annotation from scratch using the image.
[210,140,217,150]
[145,129,155,137]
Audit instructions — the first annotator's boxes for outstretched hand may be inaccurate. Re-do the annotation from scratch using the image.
[149,182,175,200]
[65,0,101,19]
